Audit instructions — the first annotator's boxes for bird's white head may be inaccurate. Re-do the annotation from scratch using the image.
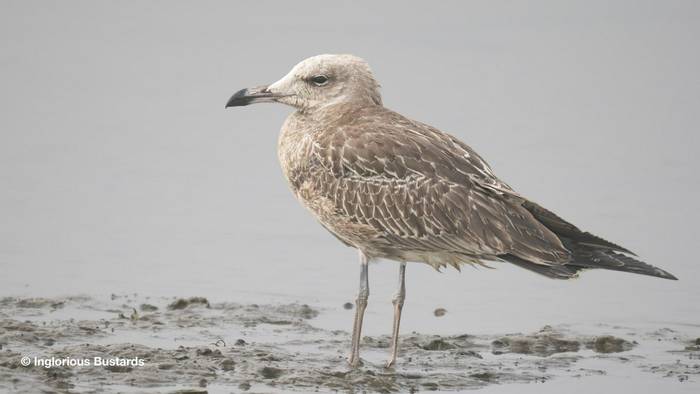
[226,54,382,111]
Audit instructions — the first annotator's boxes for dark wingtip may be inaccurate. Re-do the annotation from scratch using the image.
[630,264,678,280]
[658,269,678,280]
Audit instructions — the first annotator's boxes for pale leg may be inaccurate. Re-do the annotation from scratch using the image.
[386,262,406,367]
[348,250,370,367]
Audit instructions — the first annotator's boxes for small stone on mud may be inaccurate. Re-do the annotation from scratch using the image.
[139,303,158,312]
[260,366,284,379]
[198,378,207,387]
[298,304,319,319]
[470,372,497,382]
[588,336,634,353]
[434,308,447,317]
[79,325,100,334]
[196,347,222,357]
[421,339,455,351]
[239,382,251,391]
[343,302,353,310]
[235,339,246,346]
[167,297,210,310]
[258,317,292,325]
[220,359,235,371]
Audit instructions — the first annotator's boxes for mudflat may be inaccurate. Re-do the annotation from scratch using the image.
[0,295,697,393]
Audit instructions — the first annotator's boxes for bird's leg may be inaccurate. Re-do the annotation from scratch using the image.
[386,262,406,368]
[348,251,370,367]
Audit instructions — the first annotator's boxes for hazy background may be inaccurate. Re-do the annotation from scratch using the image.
[1,0,698,338]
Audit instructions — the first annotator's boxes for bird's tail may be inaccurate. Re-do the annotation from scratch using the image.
[562,238,677,280]
[502,201,678,281]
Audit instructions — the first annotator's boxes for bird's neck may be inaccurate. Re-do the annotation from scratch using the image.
[300,101,381,125]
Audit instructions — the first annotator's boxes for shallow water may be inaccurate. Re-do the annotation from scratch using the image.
[1,295,698,393]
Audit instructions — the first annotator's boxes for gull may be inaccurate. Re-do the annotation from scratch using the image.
[225,54,677,368]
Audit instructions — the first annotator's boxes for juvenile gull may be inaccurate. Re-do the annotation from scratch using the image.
[225,54,677,367]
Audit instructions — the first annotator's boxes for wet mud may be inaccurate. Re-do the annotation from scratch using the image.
[0,295,697,393]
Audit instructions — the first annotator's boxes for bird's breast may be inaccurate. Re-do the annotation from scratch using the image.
[277,115,319,193]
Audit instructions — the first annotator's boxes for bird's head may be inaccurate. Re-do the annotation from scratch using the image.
[226,54,382,112]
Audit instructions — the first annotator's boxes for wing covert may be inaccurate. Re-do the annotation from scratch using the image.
[309,108,571,265]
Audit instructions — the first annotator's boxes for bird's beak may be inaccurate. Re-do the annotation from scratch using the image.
[225,85,280,108]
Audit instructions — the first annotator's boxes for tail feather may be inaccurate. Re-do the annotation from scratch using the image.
[561,238,677,280]
[505,201,678,280]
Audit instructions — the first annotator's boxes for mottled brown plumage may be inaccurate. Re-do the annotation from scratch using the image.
[226,54,676,367]
[278,102,575,271]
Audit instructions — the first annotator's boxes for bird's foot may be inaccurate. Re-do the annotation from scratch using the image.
[347,356,363,368]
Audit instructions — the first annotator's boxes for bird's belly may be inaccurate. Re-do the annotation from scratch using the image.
[290,180,384,249]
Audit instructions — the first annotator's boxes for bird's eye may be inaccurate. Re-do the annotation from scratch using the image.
[310,75,329,86]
